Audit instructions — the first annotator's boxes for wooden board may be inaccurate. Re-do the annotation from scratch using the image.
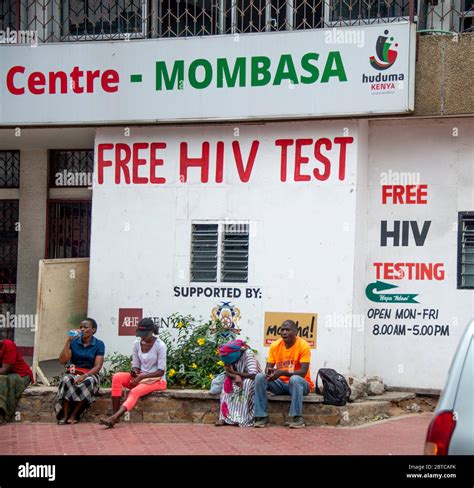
[33,258,89,384]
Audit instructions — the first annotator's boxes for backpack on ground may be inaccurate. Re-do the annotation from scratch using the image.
[315,368,352,406]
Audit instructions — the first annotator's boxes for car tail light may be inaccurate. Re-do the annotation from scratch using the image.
[424,410,456,455]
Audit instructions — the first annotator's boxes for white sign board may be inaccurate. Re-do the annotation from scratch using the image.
[0,23,416,126]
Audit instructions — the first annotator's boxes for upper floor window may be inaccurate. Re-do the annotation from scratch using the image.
[0,1,15,32]
[49,150,94,188]
[329,0,413,24]
[62,0,146,38]
[0,151,20,188]
[159,0,221,36]
[3,0,473,41]
[460,0,473,32]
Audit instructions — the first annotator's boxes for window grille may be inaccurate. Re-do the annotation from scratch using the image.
[47,201,92,258]
[49,150,94,188]
[458,212,474,289]
[4,0,471,42]
[0,200,19,340]
[63,0,146,38]
[0,151,20,189]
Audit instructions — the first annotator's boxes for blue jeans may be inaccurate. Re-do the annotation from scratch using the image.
[254,373,310,418]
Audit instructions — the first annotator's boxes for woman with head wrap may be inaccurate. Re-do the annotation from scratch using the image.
[216,339,261,427]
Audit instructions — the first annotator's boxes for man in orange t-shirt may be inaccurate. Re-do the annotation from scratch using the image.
[254,320,313,429]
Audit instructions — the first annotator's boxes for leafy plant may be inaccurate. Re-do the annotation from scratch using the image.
[101,352,133,387]
[159,313,238,389]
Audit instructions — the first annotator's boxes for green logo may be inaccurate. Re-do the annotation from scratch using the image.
[365,280,419,303]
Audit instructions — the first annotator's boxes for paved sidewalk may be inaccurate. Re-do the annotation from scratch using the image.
[0,413,432,456]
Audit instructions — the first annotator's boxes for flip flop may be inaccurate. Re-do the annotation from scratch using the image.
[69,419,78,425]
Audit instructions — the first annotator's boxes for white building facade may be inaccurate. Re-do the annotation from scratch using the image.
[0,1,473,391]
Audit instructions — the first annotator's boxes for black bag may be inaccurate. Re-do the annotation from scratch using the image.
[315,368,352,406]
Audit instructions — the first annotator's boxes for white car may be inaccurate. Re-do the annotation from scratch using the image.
[425,320,474,455]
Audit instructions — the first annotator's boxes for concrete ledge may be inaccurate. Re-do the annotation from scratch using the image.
[386,386,441,397]
[367,392,416,402]
[16,387,424,426]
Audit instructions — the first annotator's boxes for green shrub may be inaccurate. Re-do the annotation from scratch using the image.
[159,313,237,389]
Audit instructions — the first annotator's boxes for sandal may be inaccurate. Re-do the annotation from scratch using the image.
[57,419,70,425]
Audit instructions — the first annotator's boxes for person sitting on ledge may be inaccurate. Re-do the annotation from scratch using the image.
[99,318,167,429]
[215,339,261,427]
[0,337,34,425]
[55,318,105,424]
[254,320,314,429]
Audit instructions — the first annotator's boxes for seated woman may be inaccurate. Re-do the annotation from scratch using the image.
[55,318,105,424]
[216,339,261,427]
[99,318,167,429]
[0,337,34,425]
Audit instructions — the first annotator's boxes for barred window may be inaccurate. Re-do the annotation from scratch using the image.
[0,200,19,339]
[293,0,324,30]
[329,0,413,23]
[458,212,474,289]
[160,0,221,36]
[191,222,250,283]
[47,201,92,258]
[461,0,474,32]
[63,0,146,38]
[0,1,16,31]
[3,0,472,41]
[49,150,94,188]
[0,151,20,188]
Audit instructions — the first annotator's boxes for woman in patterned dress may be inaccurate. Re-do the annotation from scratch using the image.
[216,339,261,427]
[55,318,105,424]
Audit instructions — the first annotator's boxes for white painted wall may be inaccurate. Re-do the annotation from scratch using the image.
[89,117,474,390]
[89,120,362,381]
[364,118,474,389]
[349,120,369,377]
